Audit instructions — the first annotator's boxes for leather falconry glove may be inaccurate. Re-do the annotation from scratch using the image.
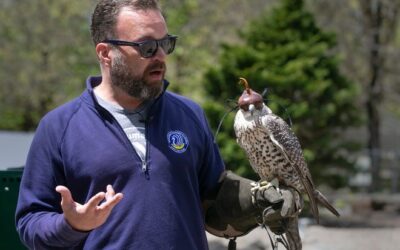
[204,170,303,238]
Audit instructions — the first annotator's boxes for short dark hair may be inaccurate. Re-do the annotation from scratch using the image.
[90,0,161,45]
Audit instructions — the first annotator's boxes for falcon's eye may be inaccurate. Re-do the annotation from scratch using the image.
[240,104,249,111]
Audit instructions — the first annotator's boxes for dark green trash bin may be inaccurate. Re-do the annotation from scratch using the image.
[0,167,26,250]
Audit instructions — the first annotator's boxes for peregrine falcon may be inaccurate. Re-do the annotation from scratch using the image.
[233,78,340,249]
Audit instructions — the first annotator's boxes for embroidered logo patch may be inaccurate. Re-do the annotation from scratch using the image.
[167,130,189,153]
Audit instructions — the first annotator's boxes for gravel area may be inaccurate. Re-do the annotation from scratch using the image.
[208,194,400,250]
[207,225,400,250]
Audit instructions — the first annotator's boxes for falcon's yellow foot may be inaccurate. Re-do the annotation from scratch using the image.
[250,178,280,205]
[251,178,279,193]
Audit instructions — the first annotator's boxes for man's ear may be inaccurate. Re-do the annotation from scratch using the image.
[96,43,111,66]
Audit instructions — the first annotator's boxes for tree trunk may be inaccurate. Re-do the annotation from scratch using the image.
[362,0,384,192]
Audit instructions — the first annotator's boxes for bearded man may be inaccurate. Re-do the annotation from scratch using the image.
[15,1,300,249]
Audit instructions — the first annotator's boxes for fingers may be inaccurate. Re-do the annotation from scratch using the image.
[105,184,115,200]
[56,184,123,211]
[54,184,123,231]
[280,189,294,217]
[56,185,75,208]
[99,186,123,210]
[281,202,290,217]
[87,185,123,210]
[86,191,106,209]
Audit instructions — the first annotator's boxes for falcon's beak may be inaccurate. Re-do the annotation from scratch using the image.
[249,104,255,116]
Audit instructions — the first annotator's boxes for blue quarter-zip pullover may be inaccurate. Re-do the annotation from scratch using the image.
[16,76,225,250]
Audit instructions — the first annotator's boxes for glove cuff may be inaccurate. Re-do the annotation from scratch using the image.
[204,171,262,238]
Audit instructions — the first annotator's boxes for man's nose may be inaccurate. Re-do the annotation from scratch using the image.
[152,46,167,61]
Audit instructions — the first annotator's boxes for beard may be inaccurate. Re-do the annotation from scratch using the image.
[110,51,165,101]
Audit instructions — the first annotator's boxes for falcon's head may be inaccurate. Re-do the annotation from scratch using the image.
[237,77,272,120]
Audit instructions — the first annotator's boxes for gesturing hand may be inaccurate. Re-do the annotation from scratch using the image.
[55,185,123,232]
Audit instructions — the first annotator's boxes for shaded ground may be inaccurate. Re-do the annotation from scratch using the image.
[207,193,400,250]
[207,222,400,250]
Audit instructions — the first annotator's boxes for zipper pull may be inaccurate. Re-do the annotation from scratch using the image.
[141,161,147,173]
[142,161,150,179]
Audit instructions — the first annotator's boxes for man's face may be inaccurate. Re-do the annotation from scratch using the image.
[110,47,165,100]
[110,8,168,101]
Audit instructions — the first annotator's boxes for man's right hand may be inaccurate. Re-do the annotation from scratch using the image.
[55,185,123,231]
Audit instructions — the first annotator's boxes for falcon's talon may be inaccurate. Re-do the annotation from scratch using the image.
[250,180,273,194]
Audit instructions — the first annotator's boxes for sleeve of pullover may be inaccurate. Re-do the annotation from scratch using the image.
[15,114,89,249]
[196,109,226,200]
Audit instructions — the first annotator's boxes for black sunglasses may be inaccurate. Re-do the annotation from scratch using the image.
[103,35,178,58]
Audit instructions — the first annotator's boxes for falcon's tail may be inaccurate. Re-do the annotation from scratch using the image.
[314,189,340,219]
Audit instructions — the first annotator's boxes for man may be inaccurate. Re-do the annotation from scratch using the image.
[16,0,301,249]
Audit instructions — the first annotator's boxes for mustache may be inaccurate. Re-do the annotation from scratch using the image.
[147,61,165,72]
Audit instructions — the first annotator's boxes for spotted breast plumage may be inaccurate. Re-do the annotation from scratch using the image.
[233,78,340,249]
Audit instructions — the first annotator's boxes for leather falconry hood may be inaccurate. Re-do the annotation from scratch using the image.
[238,77,263,110]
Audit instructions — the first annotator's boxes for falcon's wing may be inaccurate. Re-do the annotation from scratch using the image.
[261,113,319,219]
[261,115,309,175]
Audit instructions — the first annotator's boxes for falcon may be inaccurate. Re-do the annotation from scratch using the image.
[233,77,340,249]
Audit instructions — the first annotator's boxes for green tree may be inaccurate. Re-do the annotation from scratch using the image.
[203,0,361,187]
[0,0,98,131]
[0,0,274,131]
[161,0,274,102]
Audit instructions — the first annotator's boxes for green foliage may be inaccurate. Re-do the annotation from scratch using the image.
[161,0,273,102]
[203,0,362,187]
[0,0,99,131]
[161,0,208,100]
[0,0,272,130]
